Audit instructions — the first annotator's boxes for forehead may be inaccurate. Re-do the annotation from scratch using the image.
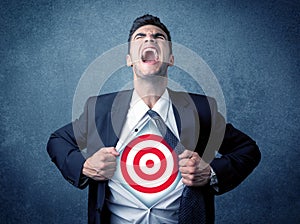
[132,25,167,38]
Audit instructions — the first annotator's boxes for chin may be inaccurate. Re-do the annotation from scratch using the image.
[136,70,167,79]
[136,63,168,78]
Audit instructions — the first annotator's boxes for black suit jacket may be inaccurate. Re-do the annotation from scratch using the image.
[47,89,261,224]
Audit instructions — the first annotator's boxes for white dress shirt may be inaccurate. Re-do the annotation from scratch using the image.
[107,89,184,224]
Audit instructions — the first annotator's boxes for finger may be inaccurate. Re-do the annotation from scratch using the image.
[178,150,194,159]
[179,166,199,174]
[100,153,118,162]
[181,169,210,178]
[96,157,118,170]
[99,161,118,170]
[96,167,117,179]
[83,160,116,180]
[96,169,116,177]
[178,158,188,167]
[86,156,117,171]
[181,172,203,180]
[178,157,199,167]
[182,177,209,187]
[180,162,210,173]
[181,171,210,185]
[94,147,119,157]
[104,147,119,156]
[94,172,110,181]
[83,166,105,180]
[190,152,201,160]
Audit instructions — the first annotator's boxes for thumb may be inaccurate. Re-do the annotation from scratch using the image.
[106,147,119,156]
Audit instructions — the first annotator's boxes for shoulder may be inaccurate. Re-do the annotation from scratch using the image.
[90,90,130,101]
[85,90,133,106]
[168,88,213,99]
[168,89,217,109]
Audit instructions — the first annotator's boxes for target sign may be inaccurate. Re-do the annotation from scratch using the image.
[120,134,178,193]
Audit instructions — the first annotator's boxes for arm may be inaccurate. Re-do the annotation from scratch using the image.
[47,96,119,188]
[210,123,261,194]
[179,97,261,193]
[206,96,261,194]
[47,123,88,189]
[47,97,92,189]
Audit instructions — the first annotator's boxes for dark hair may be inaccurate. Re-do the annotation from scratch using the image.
[128,14,171,42]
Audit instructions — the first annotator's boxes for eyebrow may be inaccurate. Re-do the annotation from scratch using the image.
[134,33,146,39]
[153,33,166,39]
[134,32,167,40]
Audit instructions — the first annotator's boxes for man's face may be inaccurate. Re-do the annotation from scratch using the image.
[127,25,174,80]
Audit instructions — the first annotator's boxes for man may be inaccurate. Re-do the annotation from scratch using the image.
[47,14,261,224]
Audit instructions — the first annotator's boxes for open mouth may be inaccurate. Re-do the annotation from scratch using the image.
[141,47,159,64]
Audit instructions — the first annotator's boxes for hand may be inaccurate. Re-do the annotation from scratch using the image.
[178,150,211,187]
[82,147,119,181]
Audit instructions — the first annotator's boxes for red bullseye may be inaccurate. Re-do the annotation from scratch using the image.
[120,134,178,193]
[146,160,154,168]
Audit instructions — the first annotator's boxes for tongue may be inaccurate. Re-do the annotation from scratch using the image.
[143,51,156,62]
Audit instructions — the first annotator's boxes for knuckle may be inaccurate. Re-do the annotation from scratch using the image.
[105,173,112,179]
[97,154,105,162]
[188,174,195,181]
[189,160,195,166]
[97,170,104,176]
[188,166,196,173]
[184,179,192,186]
[98,162,105,170]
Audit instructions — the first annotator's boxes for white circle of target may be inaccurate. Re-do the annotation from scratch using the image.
[125,140,174,188]
[139,153,161,175]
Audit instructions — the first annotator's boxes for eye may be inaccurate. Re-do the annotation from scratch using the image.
[134,33,146,40]
[154,33,166,40]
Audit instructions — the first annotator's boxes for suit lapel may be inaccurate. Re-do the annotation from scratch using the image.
[108,90,133,146]
[169,90,200,151]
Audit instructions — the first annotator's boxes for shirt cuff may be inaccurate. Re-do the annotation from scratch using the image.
[210,167,219,192]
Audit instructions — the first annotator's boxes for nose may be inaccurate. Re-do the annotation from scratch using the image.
[144,33,155,43]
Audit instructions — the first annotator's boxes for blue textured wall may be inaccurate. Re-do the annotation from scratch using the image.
[1,0,299,223]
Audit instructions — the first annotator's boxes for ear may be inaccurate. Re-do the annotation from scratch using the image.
[126,54,133,67]
[168,54,174,66]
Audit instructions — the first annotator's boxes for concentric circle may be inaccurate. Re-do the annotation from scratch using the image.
[120,134,178,193]
[133,147,166,181]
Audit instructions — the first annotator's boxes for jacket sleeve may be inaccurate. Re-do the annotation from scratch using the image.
[46,98,92,189]
[208,99,261,195]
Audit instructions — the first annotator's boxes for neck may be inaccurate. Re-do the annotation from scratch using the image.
[134,76,167,108]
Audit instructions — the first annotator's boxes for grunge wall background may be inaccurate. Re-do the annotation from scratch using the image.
[1,0,299,223]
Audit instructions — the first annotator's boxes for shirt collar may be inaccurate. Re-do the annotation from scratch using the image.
[129,89,171,123]
[152,90,170,122]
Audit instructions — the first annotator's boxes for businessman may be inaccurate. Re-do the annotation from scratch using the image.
[47,14,261,223]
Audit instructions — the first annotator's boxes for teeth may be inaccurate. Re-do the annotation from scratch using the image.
[142,48,158,61]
